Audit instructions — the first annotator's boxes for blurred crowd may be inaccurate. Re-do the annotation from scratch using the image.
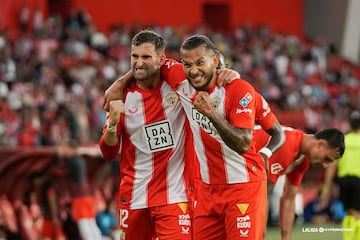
[0,8,359,147]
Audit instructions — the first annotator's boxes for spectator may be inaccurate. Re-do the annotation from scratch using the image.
[28,171,65,240]
[304,185,345,224]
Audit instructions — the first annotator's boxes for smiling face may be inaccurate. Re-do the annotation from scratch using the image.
[309,139,341,168]
[180,44,219,91]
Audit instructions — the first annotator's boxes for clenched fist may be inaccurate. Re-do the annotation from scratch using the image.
[108,100,125,126]
[193,92,214,117]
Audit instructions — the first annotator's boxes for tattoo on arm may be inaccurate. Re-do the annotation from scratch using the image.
[208,111,251,154]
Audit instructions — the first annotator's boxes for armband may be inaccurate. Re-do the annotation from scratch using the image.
[259,147,272,159]
[107,124,117,133]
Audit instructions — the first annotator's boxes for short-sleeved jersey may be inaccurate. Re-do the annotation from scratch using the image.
[99,80,189,210]
[255,91,277,131]
[162,59,266,185]
[337,132,360,178]
[254,126,309,186]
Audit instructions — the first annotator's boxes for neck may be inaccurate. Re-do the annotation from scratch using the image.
[136,72,161,90]
[300,134,315,155]
[204,72,218,91]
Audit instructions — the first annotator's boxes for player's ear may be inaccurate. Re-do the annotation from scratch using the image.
[213,53,219,68]
[159,54,166,65]
[317,139,328,149]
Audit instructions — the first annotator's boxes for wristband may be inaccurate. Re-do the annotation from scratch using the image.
[107,124,117,133]
[259,147,272,159]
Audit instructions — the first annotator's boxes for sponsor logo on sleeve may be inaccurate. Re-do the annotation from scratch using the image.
[239,92,253,107]
[164,60,177,69]
[261,96,271,117]
[236,92,254,114]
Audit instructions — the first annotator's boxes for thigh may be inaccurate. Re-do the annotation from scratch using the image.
[119,208,154,240]
[192,184,226,240]
[152,203,192,240]
[224,180,267,240]
[338,176,360,211]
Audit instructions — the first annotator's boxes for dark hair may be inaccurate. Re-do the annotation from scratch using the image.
[315,128,345,157]
[131,29,166,53]
[180,34,217,53]
[350,110,360,131]
[214,48,226,69]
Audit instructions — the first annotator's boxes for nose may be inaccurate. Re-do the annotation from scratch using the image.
[135,58,145,68]
[189,66,199,76]
[322,162,329,168]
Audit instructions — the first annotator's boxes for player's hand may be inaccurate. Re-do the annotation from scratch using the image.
[216,69,240,87]
[108,100,124,126]
[103,79,124,112]
[193,92,214,117]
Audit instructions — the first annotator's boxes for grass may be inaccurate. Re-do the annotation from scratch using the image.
[266,222,343,240]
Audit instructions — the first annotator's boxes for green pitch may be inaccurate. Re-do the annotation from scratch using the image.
[266,222,343,240]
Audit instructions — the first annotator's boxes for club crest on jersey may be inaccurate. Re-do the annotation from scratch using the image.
[165,91,178,107]
[211,96,221,109]
[239,92,253,107]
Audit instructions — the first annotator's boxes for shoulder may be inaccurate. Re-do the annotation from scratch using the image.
[163,58,182,70]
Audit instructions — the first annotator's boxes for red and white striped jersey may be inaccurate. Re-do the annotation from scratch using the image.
[162,59,267,185]
[99,80,189,209]
[254,126,309,186]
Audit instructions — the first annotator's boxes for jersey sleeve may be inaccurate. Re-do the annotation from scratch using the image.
[161,58,186,89]
[227,79,257,129]
[98,115,121,162]
[253,127,271,151]
[286,158,310,187]
[255,92,278,130]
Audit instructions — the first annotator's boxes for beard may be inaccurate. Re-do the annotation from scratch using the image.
[132,64,158,81]
[188,71,214,91]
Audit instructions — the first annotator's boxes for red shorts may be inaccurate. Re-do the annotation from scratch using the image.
[40,219,65,239]
[118,202,192,240]
[193,180,267,240]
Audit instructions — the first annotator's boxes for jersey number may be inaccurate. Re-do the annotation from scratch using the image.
[119,209,129,228]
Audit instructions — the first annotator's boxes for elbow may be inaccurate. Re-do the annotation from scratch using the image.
[236,137,251,154]
[239,145,250,155]
[100,145,118,162]
[279,131,286,147]
[99,138,119,162]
